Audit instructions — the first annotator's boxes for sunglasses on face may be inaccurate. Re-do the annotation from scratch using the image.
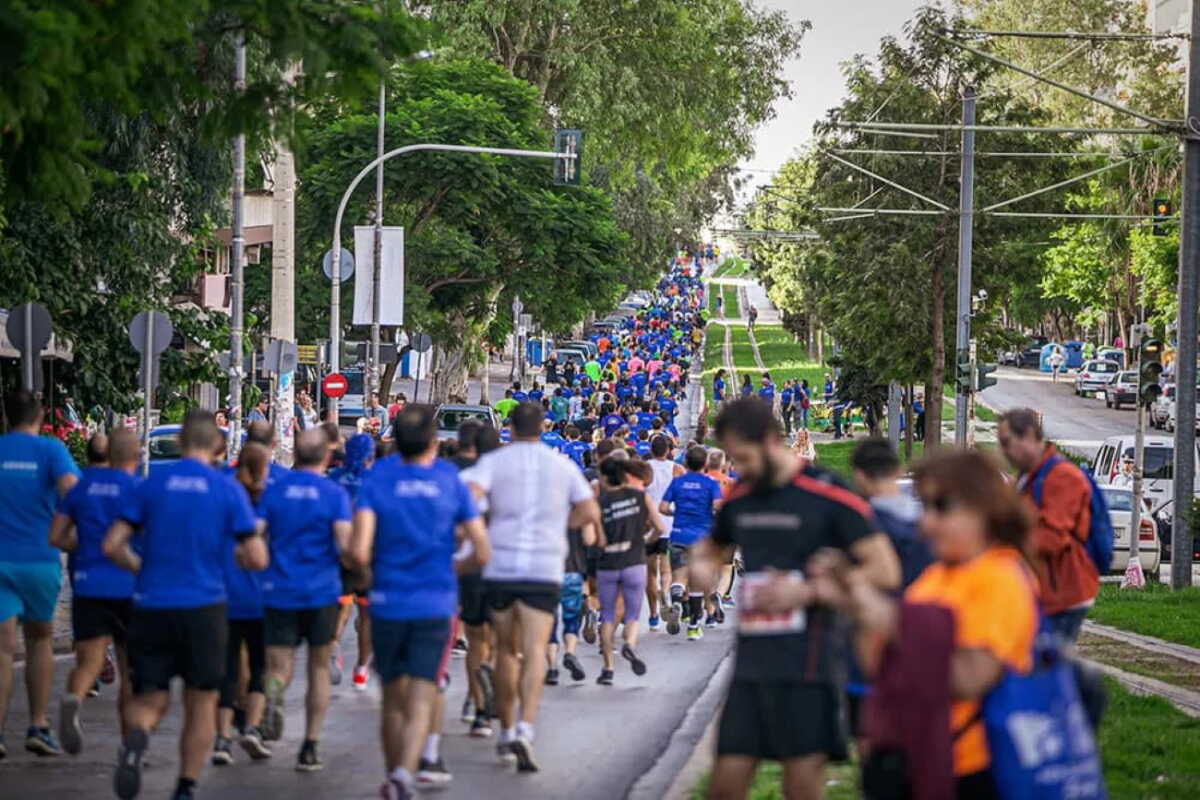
[921,494,960,514]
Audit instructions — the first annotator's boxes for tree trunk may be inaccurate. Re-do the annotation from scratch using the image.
[430,342,470,403]
[927,261,946,448]
[816,321,824,365]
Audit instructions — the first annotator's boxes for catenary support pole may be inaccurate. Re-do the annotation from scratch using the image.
[1171,5,1200,590]
[228,31,246,461]
[954,87,977,447]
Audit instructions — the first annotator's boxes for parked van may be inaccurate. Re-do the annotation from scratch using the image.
[1091,433,1200,512]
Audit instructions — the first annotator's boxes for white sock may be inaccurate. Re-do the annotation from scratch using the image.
[390,767,413,787]
[501,727,516,743]
[421,734,440,762]
[516,721,535,742]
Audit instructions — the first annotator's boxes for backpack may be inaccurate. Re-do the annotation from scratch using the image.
[1030,456,1114,575]
[980,624,1107,800]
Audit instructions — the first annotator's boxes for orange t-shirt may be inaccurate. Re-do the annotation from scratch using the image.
[903,547,1037,777]
[705,470,733,498]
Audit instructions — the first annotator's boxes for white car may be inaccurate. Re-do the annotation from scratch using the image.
[1099,486,1161,577]
[1091,434,1200,512]
[1074,359,1120,397]
[1152,384,1175,429]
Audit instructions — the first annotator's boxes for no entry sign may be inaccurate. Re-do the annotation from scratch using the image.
[322,372,349,399]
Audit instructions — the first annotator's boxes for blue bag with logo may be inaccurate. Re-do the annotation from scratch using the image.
[982,626,1106,800]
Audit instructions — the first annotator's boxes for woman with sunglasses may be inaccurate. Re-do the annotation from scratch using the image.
[807,449,1038,800]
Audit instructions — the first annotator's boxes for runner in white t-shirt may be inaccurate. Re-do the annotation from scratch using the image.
[644,436,683,631]
[466,403,601,773]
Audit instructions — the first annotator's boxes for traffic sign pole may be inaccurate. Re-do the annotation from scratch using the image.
[23,305,33,391]
[142,318,154,476]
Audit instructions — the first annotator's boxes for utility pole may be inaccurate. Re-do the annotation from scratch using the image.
[228,32,247,460]
[1172,6,1200,590]
[270,148,296,463]
[369,79,385,408]
[954,86,977,447]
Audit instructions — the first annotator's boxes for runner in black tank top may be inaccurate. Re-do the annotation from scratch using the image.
[595,458,665,685]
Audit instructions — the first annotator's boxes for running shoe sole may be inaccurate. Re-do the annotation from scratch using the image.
[416,769,453,786]
[25,729,61,756]
[470,720,493,738]
[380,777,414,800]
[509,737,539,773]
[582,612,597,644]
[59,694,83,755]
[240,732,272,760]
[296,758,324,772]
[114,728,148,800]
[621,645,647,676]
[477,663,496,719]
[563,653,586,682]
[211,747,233,766]
[712,594,726,624]
[460,699,474,724]
[666,602,682,636]
[330,653,344,687]
[262,680,285,742]
[497,742,517,764]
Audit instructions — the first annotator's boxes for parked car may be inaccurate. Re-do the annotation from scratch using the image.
[1099,486,1161,577]
[561,340,599,358]
[1152,384,1176,429]
[1091,433,1200,512]
[1074,359,1121,397]
[1017,339,1048,368]
[434,404,499,442]
[147,424,235,474]
[1166,392,1200,433]
[1151,498,1200,563]
[1103,371,1138,409]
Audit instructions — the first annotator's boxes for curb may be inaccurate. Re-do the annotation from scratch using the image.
[628,650,733,800]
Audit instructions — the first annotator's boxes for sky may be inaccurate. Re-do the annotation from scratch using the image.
[737,0,928,201]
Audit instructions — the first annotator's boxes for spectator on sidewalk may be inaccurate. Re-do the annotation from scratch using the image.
[997,408,1098,643]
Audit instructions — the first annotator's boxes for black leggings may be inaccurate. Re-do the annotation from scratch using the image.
[219,618,266,710]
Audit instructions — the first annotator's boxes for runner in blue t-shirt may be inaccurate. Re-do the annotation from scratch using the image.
[562,426,592,470]
[215,442,273,765]
[105,410,266,800]
[539,421,566,452]
[50,428,138,757]
[257,429,353,770]
[0,389,80,757]
[346,405,490,799]
[659,446,723,640]
[601,408,626,438]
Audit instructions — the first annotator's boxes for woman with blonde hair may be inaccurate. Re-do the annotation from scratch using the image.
[792,428,816,463]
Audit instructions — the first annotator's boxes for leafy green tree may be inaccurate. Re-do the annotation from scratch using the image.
[1,0,429,206]
[748,7,1071,445]
[293,60,634,400]
[422,0,806,267]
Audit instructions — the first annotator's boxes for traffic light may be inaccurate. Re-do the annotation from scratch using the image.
[1140,337,1164,406]
[956,356,973,394]
[1153,197,1171,237]
[554,128,583,186]
[975,362,999,392]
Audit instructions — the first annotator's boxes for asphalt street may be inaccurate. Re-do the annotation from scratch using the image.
[980,365,1136,457]
[3,609,734,799]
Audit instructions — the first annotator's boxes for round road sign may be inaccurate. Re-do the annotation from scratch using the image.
[322,373,349,399]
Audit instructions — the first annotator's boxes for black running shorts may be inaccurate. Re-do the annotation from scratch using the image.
[458,573,489,627]
[264,605,339,648]
[72,596,132,644]
[645,538,670,557]
[484,580,560,617]
[127,604,227,693]
[669,543,691,571]
[717,681,847,761]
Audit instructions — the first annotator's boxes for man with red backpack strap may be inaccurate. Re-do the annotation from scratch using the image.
[997,408,1105,643]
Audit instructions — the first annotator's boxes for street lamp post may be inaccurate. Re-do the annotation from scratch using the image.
[327,142,577,421]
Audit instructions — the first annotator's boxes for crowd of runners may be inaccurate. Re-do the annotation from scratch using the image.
[0,245,1108,800]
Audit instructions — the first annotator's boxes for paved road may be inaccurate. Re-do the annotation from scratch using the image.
[3,610,734,799]
[980,365,1136,457]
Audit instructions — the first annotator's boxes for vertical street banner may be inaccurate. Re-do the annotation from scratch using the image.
[352,226,405,325]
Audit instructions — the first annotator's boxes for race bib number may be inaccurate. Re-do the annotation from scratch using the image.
[737,571,806,635]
